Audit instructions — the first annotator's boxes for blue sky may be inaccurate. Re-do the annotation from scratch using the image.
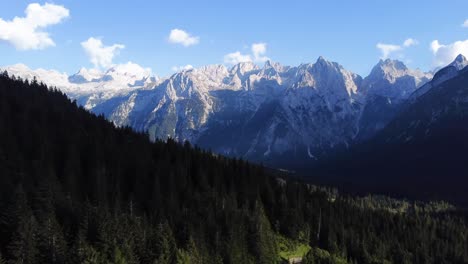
[1,0,468,77]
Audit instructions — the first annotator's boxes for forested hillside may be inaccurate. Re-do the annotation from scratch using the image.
[0,72,467,263]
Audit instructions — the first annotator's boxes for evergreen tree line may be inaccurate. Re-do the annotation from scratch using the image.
[0,72,467,263]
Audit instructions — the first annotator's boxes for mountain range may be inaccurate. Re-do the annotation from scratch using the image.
[3,55,466,170]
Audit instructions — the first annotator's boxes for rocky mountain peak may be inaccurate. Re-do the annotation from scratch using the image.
[448,54,468,71]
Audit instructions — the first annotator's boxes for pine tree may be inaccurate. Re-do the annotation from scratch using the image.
[250,201,277,264]
[81,245,104,264]
[175,249,190,264]
[37,214,67,264]
[186,237,203,264]
[7,185,39,264]
[112,247,128,264]
[70,231,89,264]
[8,207,39,264]
[34,178,68,264]
[155,222,176,264]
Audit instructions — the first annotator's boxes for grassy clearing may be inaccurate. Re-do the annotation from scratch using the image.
[277,235,311,261]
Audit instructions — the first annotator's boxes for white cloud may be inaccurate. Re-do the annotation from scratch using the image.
[0,3,69,50]
[81,37,125,68]
[462,19,468,28]
[403,38,418,47]
[223,51,252,65]
[168,29,199,47]
[430,39,468,67]
[224,43,271,65]
[376,38,418,59]
[251,43,269,62]
[171,65,194,72]
[376,43,402,59]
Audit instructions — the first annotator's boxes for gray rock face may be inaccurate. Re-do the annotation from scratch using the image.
[357,59,432,140]
[2,56,441,166]
[74,57,433,165]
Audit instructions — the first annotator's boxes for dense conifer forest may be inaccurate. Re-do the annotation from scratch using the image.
[0,72,467,263]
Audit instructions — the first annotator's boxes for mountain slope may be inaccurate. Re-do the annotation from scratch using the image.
[310,59,468,204]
